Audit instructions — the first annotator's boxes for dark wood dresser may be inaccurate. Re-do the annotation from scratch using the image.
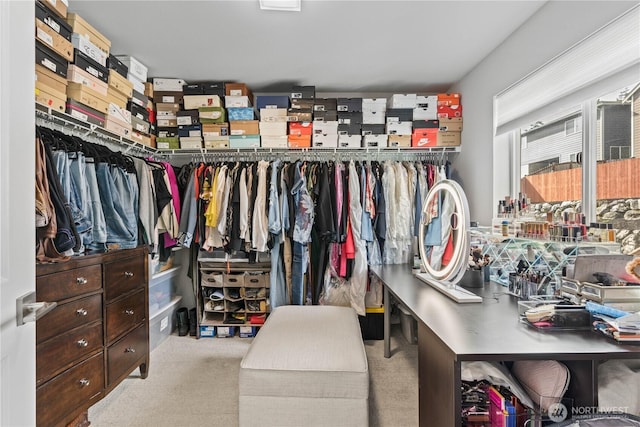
[36,246,149,427]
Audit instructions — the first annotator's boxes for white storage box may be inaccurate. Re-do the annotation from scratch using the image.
[149,295,182,352]
[116,55,148,82]
[389,94,417,109]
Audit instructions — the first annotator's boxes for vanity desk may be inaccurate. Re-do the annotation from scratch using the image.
[370,263,640,427]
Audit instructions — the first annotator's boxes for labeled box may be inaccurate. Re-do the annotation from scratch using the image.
[362,110,386,124]
[338,135,362,148]
[230,120,259,136]
[36,18,73,61]
[184,94,221,110]
[412,129,438,147]
[202,123,229,137]
[36,80,65,104]
[183,83,203,95]
[337,97,362,112]
[288,135,311,148]
[260,108,288,121]
[72,48,108,83]
[128,101,150,122]
[437,104,463,118]
[216,326,236,338]
[288,122,313,136]
[36,64,67,95]
[35,85,66,113]
[71,34,107,67]
[287,109,312,122]
[40,0,68,20]
[225,83,251,97]
[202,81,225,96]
[66,13,111,54]
[361,124,385,135]
[437,131,461,147]
[65,99,105,127]
[225,95,251,108]
[313,121,338,135]
[229,135,260,148]
[386,121,413,135]
[290,85,315,99]
[388,135,411,147]
[239,326,257,338]
[157,128,178,138]
[108,69,133,98]
[362,98,387,111]
[337,112,363,125]
[363,134,388,148]
[107,54,128,78]
[152,78,187,92]
[130,89,148,108]
[338,123,361,136]
[313,110,337,122]
[108,102,131,124]
[176,110,199,126]
[261,135,289,148]
[203,136,229,148]
[386,108,413,123]
[180,137,202,149]
[256,95,289,110]
[104,116,132,139]
[131,130,152,146]
[66,82,109,114]
[227,107,254,121]
[157,118,178,128]
[198,107,226,124]
[115,55,147,82]
[389,94,417,108]
[259,121,287,136]
[156,137,180,149]
[313,98,337,112]
[178,124,202,138]
[156,102,181,113]
[413,107,438,121]
[437,93,461,106]
[439,117,463,132]
[312,133,338,148]
[412,119,439,131]
[67,64,108,96]
[199,325,216,338]
[36,1,72,40]
[36,42,68,79]
[127,74,145,95]
[131,115,151,134]
[290,99,314,110]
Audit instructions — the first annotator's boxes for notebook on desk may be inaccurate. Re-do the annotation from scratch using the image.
[414,272,483,303]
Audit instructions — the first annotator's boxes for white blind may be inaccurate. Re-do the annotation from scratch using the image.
[494,5,640,135]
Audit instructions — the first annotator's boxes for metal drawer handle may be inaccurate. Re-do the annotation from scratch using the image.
[125,347,136,353]
[79,378,90,387]
[124,309,135,316]
[124,271,134,278]
[76,308,88,316]
[76,277,88,285]
[77,339,88,348]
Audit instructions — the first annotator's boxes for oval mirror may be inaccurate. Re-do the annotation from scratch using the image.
[418,179,471,288]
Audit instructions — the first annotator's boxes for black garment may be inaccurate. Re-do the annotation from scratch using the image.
[228,163,244,253]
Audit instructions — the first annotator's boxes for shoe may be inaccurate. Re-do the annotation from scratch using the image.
[205,301,225,312]
[189,308,197,336]
[210,290,224,301]
[246,300,261,312]
[244,288,259,298]
[225,313,245,324]
[176,307,189,336]
[249,314,266,325]
[226,288,241,300]
[226,301,243,312]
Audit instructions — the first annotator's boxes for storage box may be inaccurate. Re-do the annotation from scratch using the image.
[229,135,260,148]
[289,121,313,136]
[157,118,178,128]
[156,137,180,150]
[290,85,315,99]
[259,121,287,136]
[413,106,438,121]
[228,107,255,121]
[313,121,338,135]
[225,83,251,97]
[358,307,384,340]
[104,117,132,139]
[35,85,66,113]
[361,124,385,135]
[363,134,388,148]
[36,42,68,79]
[225,95,251,108]
[314,98,337,112]
[106,89,128,110]
[413,119,439,131]
[389,94,417,109]
[115,55,147,82]
[67,64,108,96]
[313,110,337,122]
[66,13,111,54]
[239,326,257,338]
[312,133,338,148]
[290,99,314,110]
[183,94,221,110]
[152,77,187,92]
[437,104,463,118]
[65,99,105,127]
[36,64,67,95]
[256,95,289,110]
[176,110,199,126]
[203,136,229,148]
[36,18,73,61]
[128,101,150,122]
[107,54,128,78]
[156,102,181,113]
[157,128,178,138]
[198,107,226,124]
[338,123,361,135]
[131,115,150,134]
[412,129,438,147]
[288,134,311,148]
[216,326,236,338]
[386,121,413,135]
[338,135,362,148]
[41,0,68,20]
[416,95,437,109]
[153,91,183,105]
[437,93,461,106]
[130,88,148,108]
[259,108,288,121]
[362,98,387,110]
[362,110,386,124]
[230,120,259,136]
[388,135,411,147]
[202,123,229,137]
[287,109,312,122]
[66,82,109,114]
[337,98,362,112]
[108,102,131,124]
[178,124,202,138]
[72,48,108,83]
[180,137,202,149]
[437,131,461,147]
[130,130,152,147]
[72,33,107,67]
[108,69,133,98]
[439,117,463,132]
[199,325,216,338]
[337,112,363,125]
[35,80,65,105]
[386,108,413,123]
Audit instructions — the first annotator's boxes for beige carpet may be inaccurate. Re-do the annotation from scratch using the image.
[89,323,419,427]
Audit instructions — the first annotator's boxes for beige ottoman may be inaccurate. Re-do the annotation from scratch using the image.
[239,305,369,427]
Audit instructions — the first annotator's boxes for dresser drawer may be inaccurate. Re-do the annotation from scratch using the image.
[37,321,103,385]
[107,323,148,386]
[37,265,102,302]
[37,293,102,344]
[36,352,104,427]
[106,288,146,343]
[104,255,146,301]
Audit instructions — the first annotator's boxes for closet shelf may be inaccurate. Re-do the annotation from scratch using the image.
[35,103,159,157]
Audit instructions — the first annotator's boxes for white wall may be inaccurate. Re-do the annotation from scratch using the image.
[448,1,638,225]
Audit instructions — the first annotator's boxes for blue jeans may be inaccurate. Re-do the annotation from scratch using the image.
[269,233,287,308]
[68,152,94,246]
[291,241,308,305]
[96,163,138,249]
[85,160,107,250]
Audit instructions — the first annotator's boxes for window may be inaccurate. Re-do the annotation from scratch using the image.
[565,118,579,135]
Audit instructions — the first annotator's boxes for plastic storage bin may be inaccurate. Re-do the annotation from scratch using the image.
[398,304,417,344]
[149,295,182,351]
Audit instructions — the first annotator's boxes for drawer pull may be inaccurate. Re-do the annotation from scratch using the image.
[124,309,135,316]
[78,378,91,387]
[76,308,88,316]
[125,347,136,353]
[76,277,88,285]
[77,339,88,348]
[124,271,134,278]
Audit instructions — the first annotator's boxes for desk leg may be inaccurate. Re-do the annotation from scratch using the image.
[384,285,391,358]
[418,321,459,427]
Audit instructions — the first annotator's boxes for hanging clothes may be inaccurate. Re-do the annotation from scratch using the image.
[347,161,367,316]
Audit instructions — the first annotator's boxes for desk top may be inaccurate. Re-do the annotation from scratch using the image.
[371,264,640,361]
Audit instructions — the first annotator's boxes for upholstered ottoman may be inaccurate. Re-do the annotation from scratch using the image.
[239,305,369,427]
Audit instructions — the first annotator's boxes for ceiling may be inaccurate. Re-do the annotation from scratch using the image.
[69,0,547,94]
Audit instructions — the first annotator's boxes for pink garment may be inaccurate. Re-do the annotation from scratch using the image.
[161,161,181,248]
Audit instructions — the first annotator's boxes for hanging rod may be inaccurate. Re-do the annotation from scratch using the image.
[35,104,161,158]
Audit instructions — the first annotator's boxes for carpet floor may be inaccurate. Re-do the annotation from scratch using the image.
[89,323,419,427]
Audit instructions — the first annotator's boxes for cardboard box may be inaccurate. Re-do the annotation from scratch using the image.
[230,120,259,136]
[66,82,109,114]
[259,121,287,136]
[131,115,151,134]
[389,94,417,109]
[36,1,72,40]
[203,136,229,148]
[202,123,229,137]
[227,107,254,121]
[152,78,187,92]
[413,106,438,121]
[416,95,437,108]
[363,134,388,148]
[198,107,226,124]
[65,99,105,127]
[199,325,216,338]
[437,104,463,118]
[386,121,412,135]
[362,110,386,125]
[313,98,337,112]
[41,0,68,20]
[108,69,133,98]
[239,326,257,338]
[157,128,178,138]
[129,89,148,108]
[259,108,288,121]
[256,95,289,110]
[183,83,203,95]
[290,99,314,110]
[176,110,199,126]
[36,42,68,79]
[35,85,66,113]
[362,98,387,111]
[35,80,65,103]
[107,54,128,78]
[337,98,362,112]
[156,102,181,113]
[387,134,411,147]
[312,133,338,148]
[361,124,385,135]
[439,117,463,132]
[104,116,132,139]
[71,33,107,67]
[72,48,108,83]
[313,110,337,122]
[412,129,438,147]
[157,118,178,127]
[178,124,202,138]
[67,64,108,96]
[261,135,288,148]
[412,119,439,131]
[287,109,312,122]
[115,55,147,82]
[337,112,363,125]
[153,91,183,105]
[130,130,152,147]
[290,85,315,99]
[437,131,461,147]
[183,94,221,110]
[338,123,361,136]
[229,135,260,149]
[202,81,225,96]
[312,121,338,135]
[127,75,146,96]
[225,95,251,108]
[386,108,413,123]
[225,83,251,97]
[66,13,110,53]
[36,64,67,95]
[288,134,311,148]
[179,137,202,149]
[288,122,313,136]
[338,135,362,148]
[437,93,461,106]
[108,102,131,124]
[128,101,149,122]
[36,18,73,61]
[156,137,180,149]
[216,326,236,338]
[144,82,154,98]
[106,89,128,110]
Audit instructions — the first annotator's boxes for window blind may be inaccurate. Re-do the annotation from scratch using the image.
[494,5,640,136]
